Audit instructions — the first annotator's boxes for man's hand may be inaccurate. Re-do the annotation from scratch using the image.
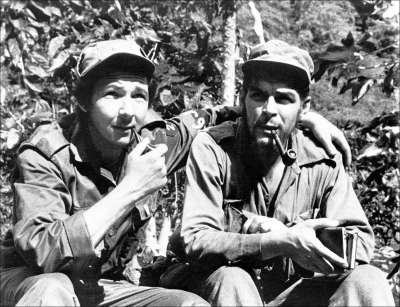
[284,218,348,275]
[299,111,352,168]
[120,138,168,200]
[244,215,287,234]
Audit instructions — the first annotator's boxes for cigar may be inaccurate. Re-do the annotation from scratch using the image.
[271,130,296,165]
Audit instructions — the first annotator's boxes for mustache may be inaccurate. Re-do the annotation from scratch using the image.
[254,114,278,129]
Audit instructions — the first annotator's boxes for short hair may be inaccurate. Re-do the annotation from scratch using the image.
[242,62,310,99]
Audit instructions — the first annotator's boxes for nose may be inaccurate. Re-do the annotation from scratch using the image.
[118,99,136,122]
[262,95,277,117]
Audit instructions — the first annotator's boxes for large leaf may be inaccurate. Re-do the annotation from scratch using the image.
[10,1,27,12]
[23,77,43,93]
[9,18,26,32]
[48,35,66,58]
[47,6,62,18]
[31,51,49,66]
[134,28,161,44]
[35,98,52,113]
[29,99,53,124]
[339,75,375,104]
[27,1,51,22]
[356,143,384,160]
[7,38,21,67]
[24,26,39,41]
[27,65,49,79]
[3,117,17,130]
[382,169,400,189]
[6,128,21,150]
[159,88,178,106]
[48,50,70,72]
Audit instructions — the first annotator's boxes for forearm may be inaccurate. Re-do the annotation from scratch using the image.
[184,228,288,265]
[83,180,147,247]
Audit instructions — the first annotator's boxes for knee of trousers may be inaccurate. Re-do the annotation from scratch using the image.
[166,289,211,306]
[16,272,78,305]
[341,264,393,298]
[207,266,258,293]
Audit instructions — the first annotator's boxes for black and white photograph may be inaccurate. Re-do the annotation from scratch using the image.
[0,0,399,306]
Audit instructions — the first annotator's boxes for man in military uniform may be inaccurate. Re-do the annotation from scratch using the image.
[160,40,395,306]
[0,39,354,306]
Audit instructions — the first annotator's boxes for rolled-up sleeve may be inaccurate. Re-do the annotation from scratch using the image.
[321,155,375,263]
[13,148,97,273]
[181,133,263,267]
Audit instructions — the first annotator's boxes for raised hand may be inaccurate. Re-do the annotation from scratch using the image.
[284,218,348,275]
[119,138,168,201]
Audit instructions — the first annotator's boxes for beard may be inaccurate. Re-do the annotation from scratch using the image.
[250,129,279,161]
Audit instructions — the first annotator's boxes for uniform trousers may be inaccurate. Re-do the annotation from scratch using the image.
[0,266,209,306]
[160,263,395,306]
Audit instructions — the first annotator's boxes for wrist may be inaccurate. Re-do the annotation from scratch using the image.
[280,227,295,257]
[260,228,293,260]
[113,179,147,206]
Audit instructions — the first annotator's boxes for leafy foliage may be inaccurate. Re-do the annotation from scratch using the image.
[0,0,399,296]
[346,111,399,246]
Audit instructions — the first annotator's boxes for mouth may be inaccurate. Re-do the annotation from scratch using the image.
[113,125,135,131]
[256,124,279,132]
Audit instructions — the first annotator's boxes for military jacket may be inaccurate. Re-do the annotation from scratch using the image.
[181,119,374,275]
[2,107,240,281]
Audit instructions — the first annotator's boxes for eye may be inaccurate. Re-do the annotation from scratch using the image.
[104,90,119,98]
[274,93,294,104]
[132,93,147,100]
[249,90,264,101]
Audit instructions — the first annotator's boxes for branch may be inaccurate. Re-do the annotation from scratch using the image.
[248,1,264,44]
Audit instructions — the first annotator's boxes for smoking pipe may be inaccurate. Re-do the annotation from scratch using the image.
[271,130,296,166]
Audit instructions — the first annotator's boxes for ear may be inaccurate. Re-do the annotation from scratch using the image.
[301,96,311,115]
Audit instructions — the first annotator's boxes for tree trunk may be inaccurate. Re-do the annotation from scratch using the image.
[221,0,236,106]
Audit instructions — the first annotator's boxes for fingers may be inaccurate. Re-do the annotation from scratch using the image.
[314,129,337,158]
[130,137,151,158]
[148,143,168,157]
[304,218,340,230]
[332,130,352,168]
[313,238,348,268]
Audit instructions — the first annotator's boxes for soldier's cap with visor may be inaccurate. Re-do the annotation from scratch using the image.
[242,39,314,90]
[75,39,155,97]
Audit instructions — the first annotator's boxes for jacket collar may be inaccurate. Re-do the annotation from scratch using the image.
[292,129,336,168]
